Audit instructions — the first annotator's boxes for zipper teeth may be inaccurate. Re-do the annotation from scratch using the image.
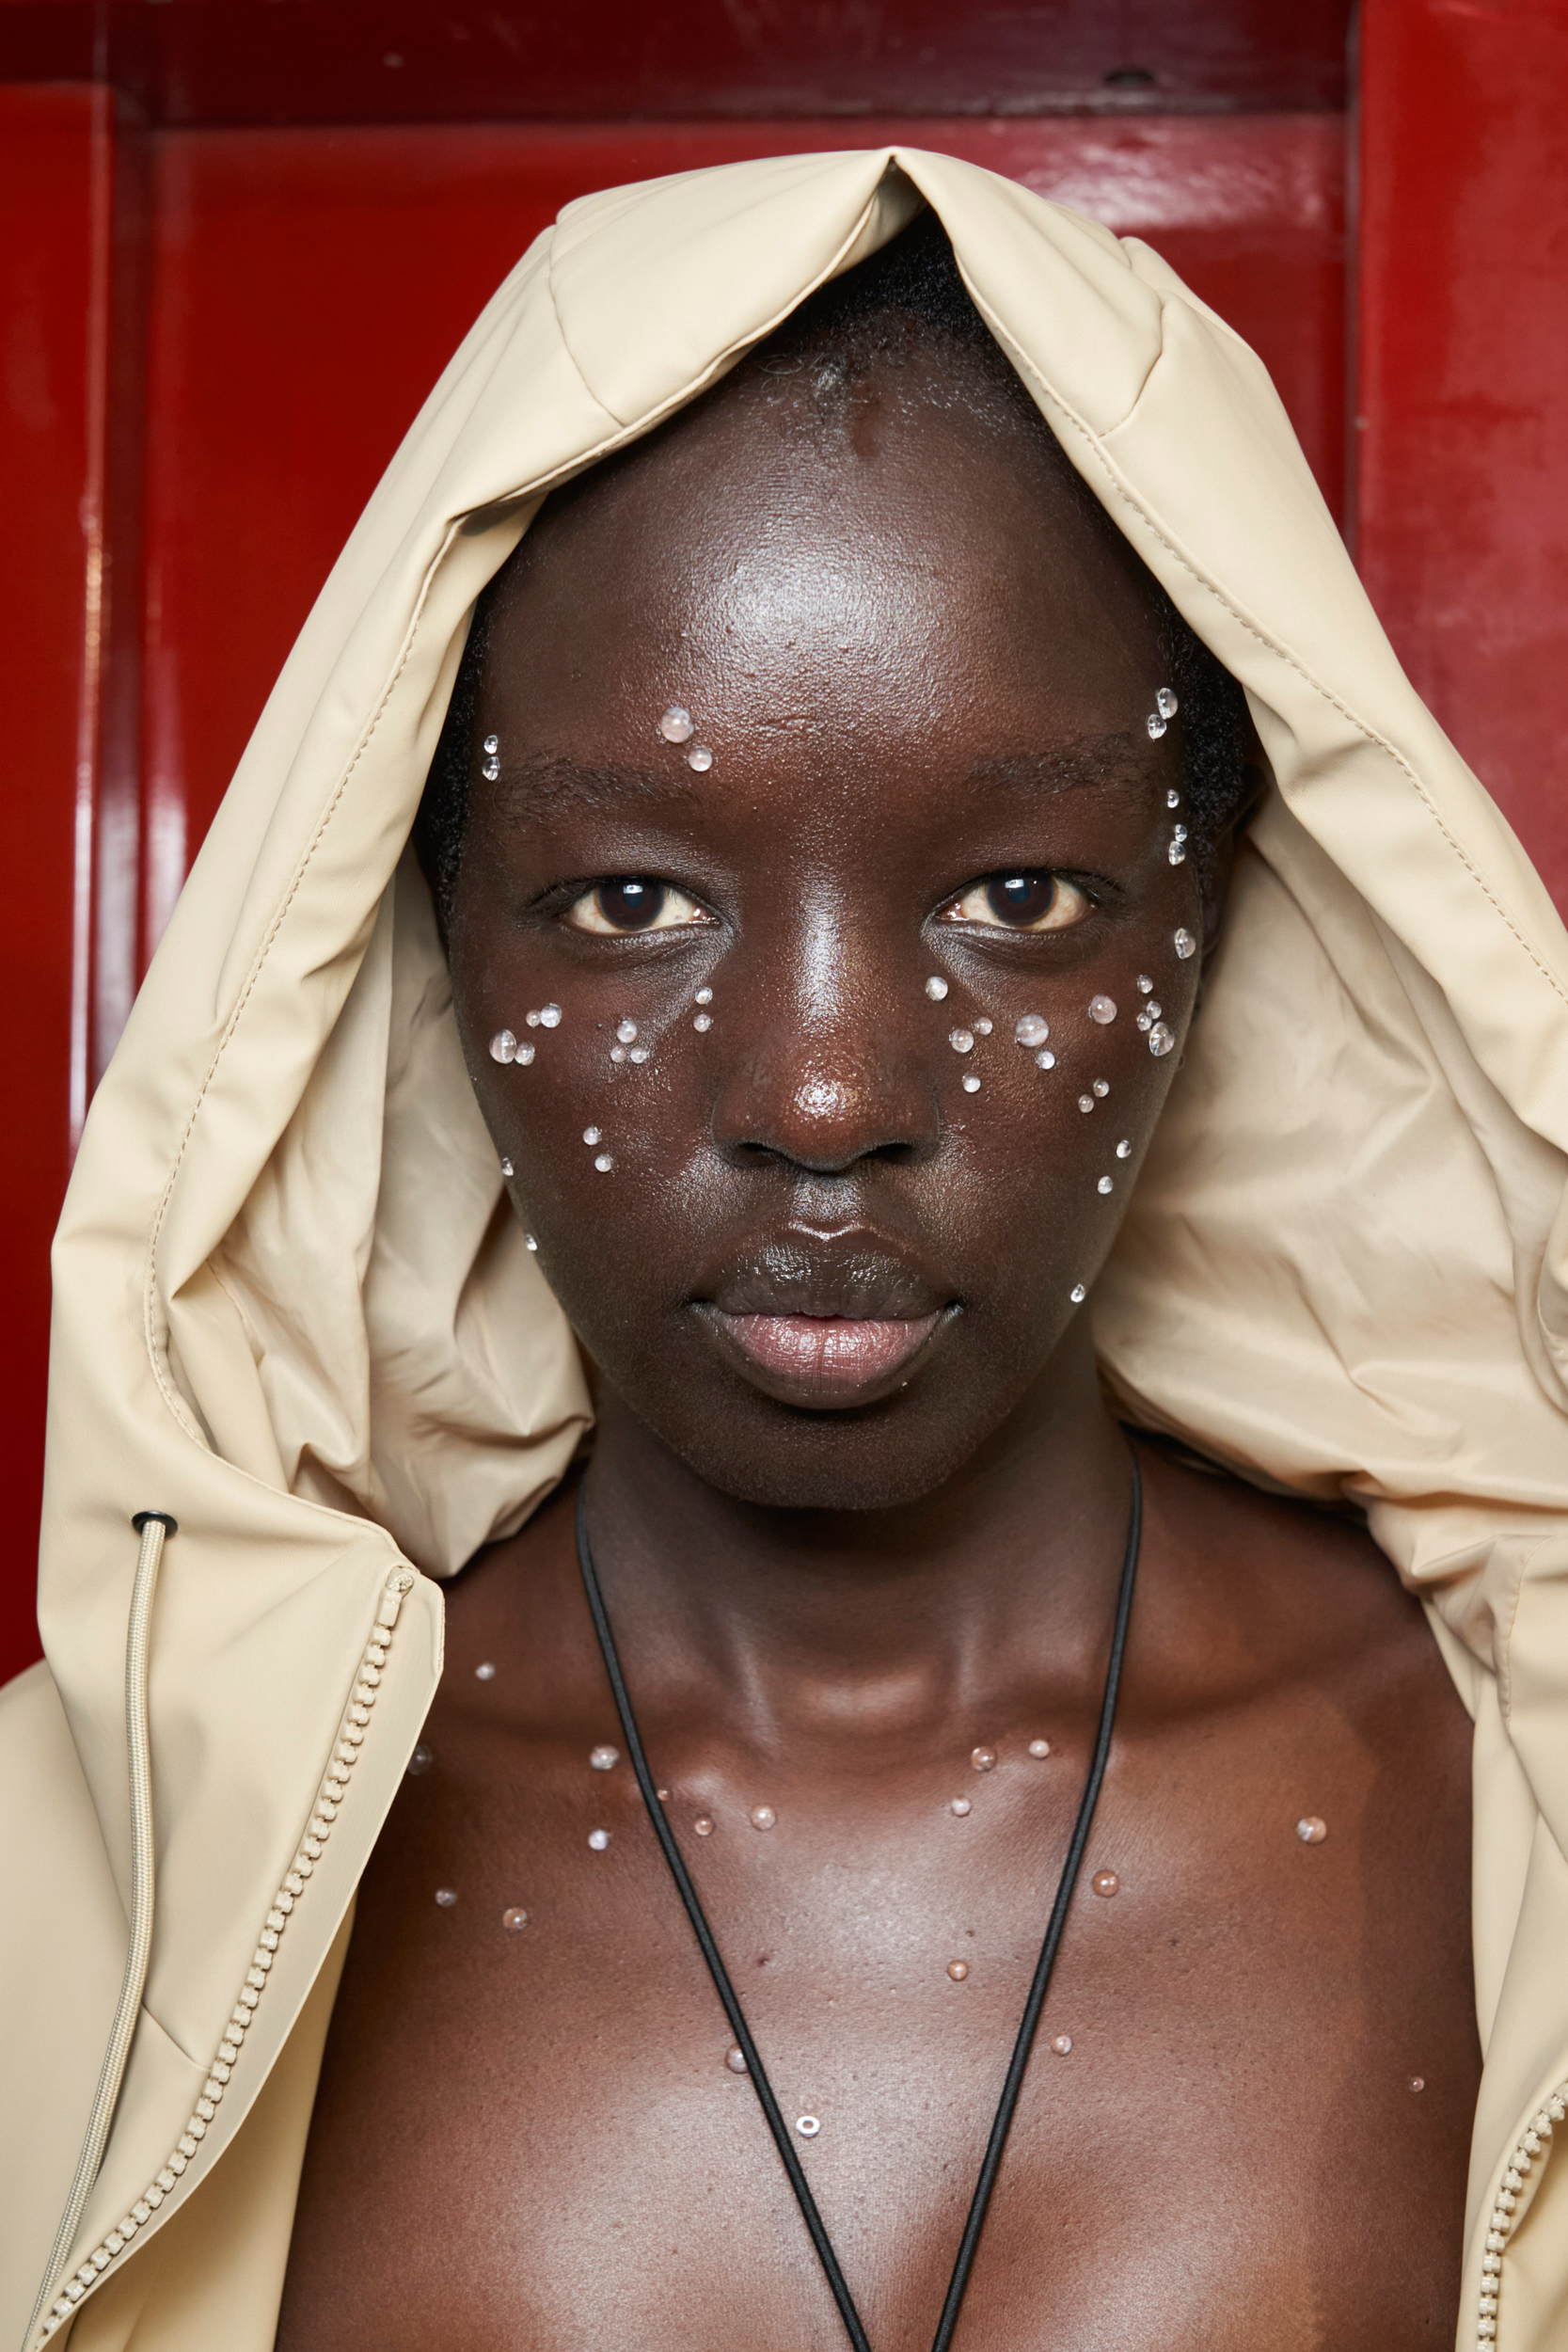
[1477,2083,1568,2347]
[32,1565,417,2346]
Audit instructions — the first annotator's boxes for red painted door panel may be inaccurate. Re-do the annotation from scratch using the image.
[1356,0,1568,908]
[0,86,104,1686]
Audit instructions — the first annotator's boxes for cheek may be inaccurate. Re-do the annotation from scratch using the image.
[453,922,1201,1357]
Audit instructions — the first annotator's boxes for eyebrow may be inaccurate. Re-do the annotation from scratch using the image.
[488,752,703,828]
[487,731,1151,826]
[962,734,1153,797]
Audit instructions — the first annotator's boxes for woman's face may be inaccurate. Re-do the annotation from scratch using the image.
[446,341,1222,1510]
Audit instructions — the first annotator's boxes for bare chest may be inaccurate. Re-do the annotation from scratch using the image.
[277,1657,1477,2352]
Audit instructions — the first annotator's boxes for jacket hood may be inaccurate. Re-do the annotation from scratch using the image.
[19,147,1568,2347]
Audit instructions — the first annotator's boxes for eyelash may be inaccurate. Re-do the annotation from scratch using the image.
[555,867,1107,940]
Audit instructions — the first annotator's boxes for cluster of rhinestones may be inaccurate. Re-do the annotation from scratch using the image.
[34,1567,417,2343]
[1477,2087,1568,2346]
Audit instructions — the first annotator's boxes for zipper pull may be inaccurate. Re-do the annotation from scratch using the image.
[376,1566,417,1629]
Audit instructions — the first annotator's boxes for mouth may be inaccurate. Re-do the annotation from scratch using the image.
[713,1310,943,1403]
[695,1232,954,1408]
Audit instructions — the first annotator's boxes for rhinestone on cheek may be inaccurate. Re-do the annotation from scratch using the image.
[616,1020,638,1044]
[658,705,694,743]
[594,1154,614,1173]
[962,1074,981,1093]
[435,1887,457,1908]
[1147,1024,1176,1057]
[1070,1283,1086,1304]
[925,976,949,1000]
[499,1157,513,1177]
[687,744,713,772]
[525,1233,538,1251]
[1092,1079,1109,1098]
[750,1805,777,1831]
[1174,927,1197,959]
[1098,1176,1114,1195]
[693,1013,713,1032]
[537,1004,562,1028]
[589,1744,620,1771]
[974,1017,992,1035]
[582,1126,601,1146]
[502,1907,529,1932]
[1036,1049,1056,1070]
[475,1661,496,1681]
[947,1960,971,1981]
[796,2116,821,2137]
[489,1030,517,1063]
[1116,1138,1132,1158]
[726,2045,749,2074]
[1157,687,1179,718]
[1088,994,1117,1025]
[972,1747,997,1772]
[628,1046,650,1063]
[1137,975,1154,994]
[1092,1871,1119,1897]
[949,1028,974,1054]
[1015,1012,1049,1047]
[1078,1094,1095,1113]
[1296,1816,1328,1844]
[406,1743,433,1776]
[949,1797,972,1817]
[1147,711,1167,739]
[588,1829,611,1851]
[1409,2076,1426,2092]
[1051,2034,1073,2055]
[1029,1739,1051,1758]
[694,1816,714,1836]
[695,987,713,1005]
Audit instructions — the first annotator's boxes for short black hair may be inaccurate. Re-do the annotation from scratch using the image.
[417,209,1250,922]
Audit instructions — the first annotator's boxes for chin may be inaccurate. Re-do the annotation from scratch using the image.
[641,1399,994,1514]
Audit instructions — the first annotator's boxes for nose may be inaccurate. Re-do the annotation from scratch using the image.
[707,913,942,1176]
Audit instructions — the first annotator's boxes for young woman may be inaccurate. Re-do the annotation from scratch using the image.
[6,150,1567,2352]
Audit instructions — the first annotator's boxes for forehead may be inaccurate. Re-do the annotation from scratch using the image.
[482,339,1165,742]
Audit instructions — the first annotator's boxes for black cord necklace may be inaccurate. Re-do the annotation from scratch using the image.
[574,1459,1142,2352]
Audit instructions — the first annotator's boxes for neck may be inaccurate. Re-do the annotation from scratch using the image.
[579,1318,1134,1750]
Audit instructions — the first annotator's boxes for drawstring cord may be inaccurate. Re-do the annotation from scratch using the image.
[24,1511,175,2352]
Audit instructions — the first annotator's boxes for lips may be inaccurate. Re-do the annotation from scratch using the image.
[718,1310,942,1401]
[695,1232,953,1407]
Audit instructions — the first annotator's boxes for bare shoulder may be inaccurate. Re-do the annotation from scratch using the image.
[1132,1436,1470,1759]
[1142,1430,1457,1693]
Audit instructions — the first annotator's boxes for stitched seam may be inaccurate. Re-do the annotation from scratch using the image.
[970,307,1568,1012]
[31,1571,416,2343]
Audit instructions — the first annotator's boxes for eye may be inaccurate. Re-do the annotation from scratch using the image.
[940,871,1091,931]
[563,878,715,935]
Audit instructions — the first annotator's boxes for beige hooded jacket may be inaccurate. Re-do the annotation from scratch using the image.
[3,147,1567,2352]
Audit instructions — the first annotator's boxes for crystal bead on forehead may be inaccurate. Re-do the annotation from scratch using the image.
[658,706,694,744]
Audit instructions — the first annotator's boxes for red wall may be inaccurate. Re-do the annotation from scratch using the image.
[2,0,1564,1679]
[0,87,104,1682]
